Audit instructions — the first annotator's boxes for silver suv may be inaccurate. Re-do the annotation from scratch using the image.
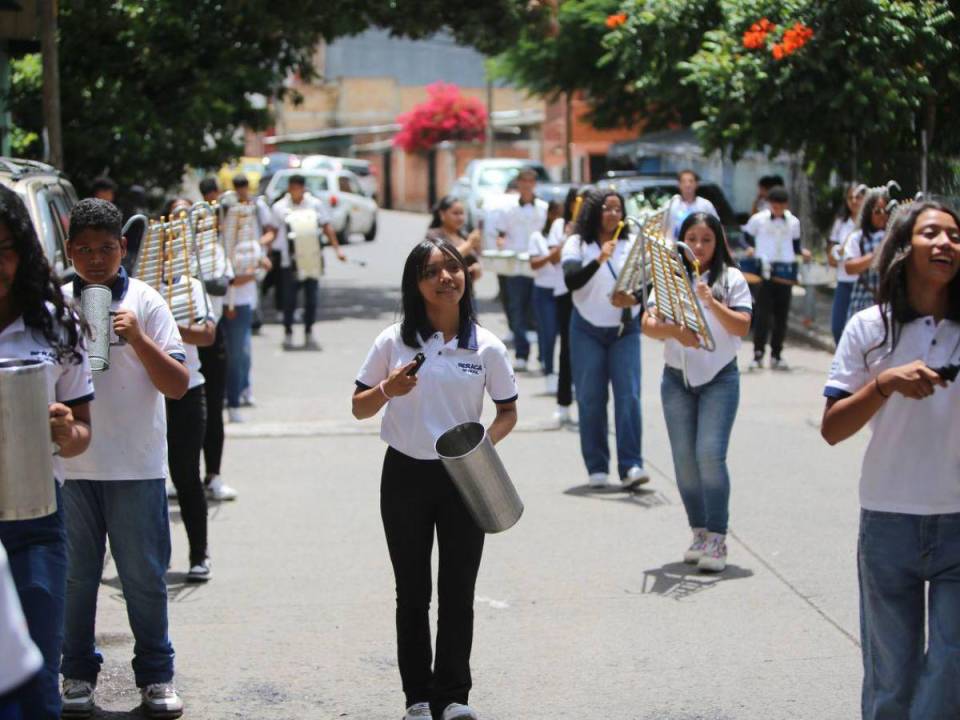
[0,157,79,279]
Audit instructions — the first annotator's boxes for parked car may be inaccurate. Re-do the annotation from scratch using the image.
[217,156,265,193]
[0,157,78,279]
[449,158,552,230]
[264,168,378,242]
[300,155,379,199]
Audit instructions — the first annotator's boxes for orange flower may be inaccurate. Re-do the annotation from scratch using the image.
[742,17,777,50]
[605,13,627,29]
[772,43,786,60]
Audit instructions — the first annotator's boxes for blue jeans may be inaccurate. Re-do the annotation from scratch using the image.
[832,281,854,344]
[660,361,740,534]
[858,510,960,719]
[223,304,252,408]
[61,480,175,687]
[0,484,66,720]
[569,308,642,478]
[532,286,558,375]
[503,275,533,361]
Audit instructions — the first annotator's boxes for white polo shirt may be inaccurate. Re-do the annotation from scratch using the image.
[546,218,570,297]
[63,274,185,481]
[663,195,719,241]
[650,267,753,386]
[269,193,331,268]
[825,306,960,515]
[528,220,565,292]
[561,233,642,328]
[744,209,801,263]
[0,306,94,484]
[842,229,884,271]
[356,322,518,460]
[495,197,548,257]
[0,543,42,695]
[160,276,216,390]
[829,218,857,283]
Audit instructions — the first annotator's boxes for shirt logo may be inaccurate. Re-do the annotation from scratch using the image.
[29,349,57,363]
[457,362,483,376]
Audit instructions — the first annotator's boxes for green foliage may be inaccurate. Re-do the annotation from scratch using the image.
[7,54,43,157]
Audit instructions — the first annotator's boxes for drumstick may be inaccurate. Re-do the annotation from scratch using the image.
[611,220,625,242]
[572,196,583,222]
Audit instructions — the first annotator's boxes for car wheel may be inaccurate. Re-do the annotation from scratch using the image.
[337,217,351,245]
[364,217,377,242]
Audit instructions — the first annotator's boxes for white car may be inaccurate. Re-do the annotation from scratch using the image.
[449,158,551,231]
[264,168,378,242]
[300,155,379,200]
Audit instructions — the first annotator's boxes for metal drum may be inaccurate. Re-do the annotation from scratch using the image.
[738,256,763,285]
[0,359,56,520]
[770,261,799,285]
[435,422,523,534]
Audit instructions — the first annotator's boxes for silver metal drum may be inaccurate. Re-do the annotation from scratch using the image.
[0,359,56,520]
[435,422,523,533]
[80,284,113,372]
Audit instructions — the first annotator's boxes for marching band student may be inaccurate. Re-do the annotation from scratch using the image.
[495,167,547,371]
[821,200,960,720]
[0,186,93,720]
[828,183,865,343]
[527,200,564,394]
[663,169,719,241]
[551,189,578,425]
[428,195,483,281]
[562,188,649,489]
[60,199,188,719]
[262,174,346,350]
[0,542,43,714]
[743,185,811,370]
[352,236,517,720]
[844,185,891,322]
[642,213,752,572]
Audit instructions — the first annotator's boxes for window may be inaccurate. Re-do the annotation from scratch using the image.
[45,185,73,274]
[338,176,352,194]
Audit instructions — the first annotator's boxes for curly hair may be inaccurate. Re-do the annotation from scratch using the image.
[865,200,960,365]
[573,187,627,244]
[0,185,84,363]
[68,198,122,241]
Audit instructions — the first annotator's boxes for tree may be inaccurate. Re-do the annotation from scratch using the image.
[5,0,539,194]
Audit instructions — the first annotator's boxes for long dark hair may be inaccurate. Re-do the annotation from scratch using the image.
[542,200,563,235]
[676,212,737,300]
[836,182,865,222]
[856,186,890,240]
[562,187,579,224]
[400,236,476,348]
[0,185,84,363]
[865,200,960,364]
[574,188,627,244]
[428,195,463,232]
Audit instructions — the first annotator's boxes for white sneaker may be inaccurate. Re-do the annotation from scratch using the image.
[588,472,610,488]
[61,678,96,718]
[239,389,256,407]
[552,405,571,426]
[513,357,528,372]
[304,334,321,351]
[698,532,728,573]
[403,702,432,719]
[186,558,211,583]
[544,373,558,394]
[683,528,709,564]
[771,357,791,371]
[140,682,183,718]
[621,465,650,490]
[206,475,238,501]
[166,483,177,500]
[749,357,763,371]
[227,407,243,424]
[443,703,479,720]
[282,332,295,350]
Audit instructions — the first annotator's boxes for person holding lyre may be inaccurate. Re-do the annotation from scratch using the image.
[352,236,517,720]
[642,212,752,572]
[561,188,649,489]
[821,200,960,719]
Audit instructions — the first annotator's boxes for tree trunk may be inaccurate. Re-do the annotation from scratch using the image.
[427,148,437,210]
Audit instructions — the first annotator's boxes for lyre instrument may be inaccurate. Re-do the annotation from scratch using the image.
[219,191,262,278]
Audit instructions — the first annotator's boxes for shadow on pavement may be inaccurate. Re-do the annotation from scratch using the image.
[563,485,672,509]
[94,707,143,719]
[641,561,753,601]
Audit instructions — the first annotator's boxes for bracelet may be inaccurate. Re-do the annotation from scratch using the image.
[379,380,393,401]
[874,375,890,399]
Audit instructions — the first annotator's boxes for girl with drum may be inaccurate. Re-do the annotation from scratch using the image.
[0,186,93,718]
[822,200,960,718]
[642,213,752,572]
[428,195,483,282]
[828,183,866,343]
[561,188,648,489]
[844,185,892,323]
[352,237,518,720]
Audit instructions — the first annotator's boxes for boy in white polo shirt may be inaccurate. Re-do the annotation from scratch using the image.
[662,169,719,241]
[60,199,189,719]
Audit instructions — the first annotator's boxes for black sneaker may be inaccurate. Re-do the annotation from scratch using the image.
[186,559,211,583]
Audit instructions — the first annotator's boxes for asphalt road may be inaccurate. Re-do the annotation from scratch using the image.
[90,210,868,719]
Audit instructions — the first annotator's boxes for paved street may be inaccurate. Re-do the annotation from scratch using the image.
[91,210,868,719]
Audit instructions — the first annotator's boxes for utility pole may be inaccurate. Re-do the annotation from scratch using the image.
[484,76,494,157]
[565,91,573,182]
[40,0,62,168]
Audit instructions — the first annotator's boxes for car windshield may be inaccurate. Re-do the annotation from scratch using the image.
[273,175,328,198]
[476,165,549,190]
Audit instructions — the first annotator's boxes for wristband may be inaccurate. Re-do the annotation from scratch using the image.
[379,380,393,401]
[875,375,890,399]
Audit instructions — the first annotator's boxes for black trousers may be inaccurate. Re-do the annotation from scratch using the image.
[556,292,573,408]
[165,386,208,565]
[199,320,226,477]
[753,279,792,360]
[281,266,318,334]
[380,447,485,716]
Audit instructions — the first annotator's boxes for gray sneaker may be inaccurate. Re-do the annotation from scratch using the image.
[771,357,791,371]
[61,678,95,718]
[403,702,433,719]
[282,333,295,350]
[304,334,321,351]
[442,703,480,720]
[140,682,183,718]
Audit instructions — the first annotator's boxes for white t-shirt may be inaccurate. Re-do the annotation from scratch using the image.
[160,277,216,390]
[0,307,94,484]
[63,277,185,481]
[356,322,518,460]
[825,306,960,514]
[545,218,570,297]
[495,197,549,256]
[227,240,263,309]
[650,267,753,386]
[829,218,857,283]
[561,233,642,328]
[744,209,802,263]
[0,543,42,695]
[528,221,564,292]
[269,193,331,268]
[664,195,719,241]
[842,229,884,272]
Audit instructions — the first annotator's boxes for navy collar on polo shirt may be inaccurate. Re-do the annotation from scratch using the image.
[458,320,479,350]
[72,265,130,301]
[518,195,538,207]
